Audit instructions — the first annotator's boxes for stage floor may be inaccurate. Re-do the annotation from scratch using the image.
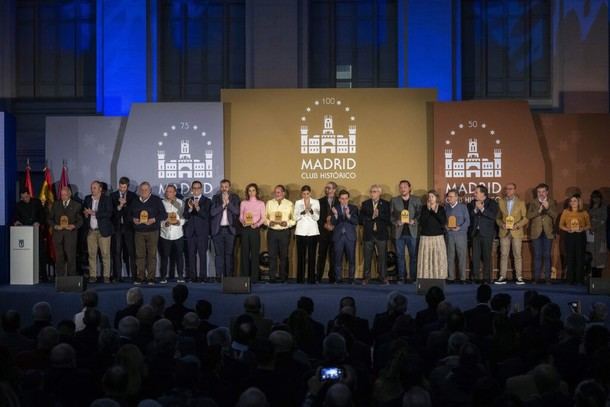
[1,281,608,329]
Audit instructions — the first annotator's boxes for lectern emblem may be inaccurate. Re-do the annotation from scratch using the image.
[18,240,24,248]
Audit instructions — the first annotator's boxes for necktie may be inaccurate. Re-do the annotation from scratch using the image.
[64,201,68,209]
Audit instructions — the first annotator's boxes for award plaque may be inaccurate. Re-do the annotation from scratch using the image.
[245,212,253,226]
[570,218,580,232]
[400,209,410,224]
[447,215,457,229]
[167,212,178,225]
[505,215,515,230]
[59,215,69,229]
[274,211,283,223]
[140,210,149,224]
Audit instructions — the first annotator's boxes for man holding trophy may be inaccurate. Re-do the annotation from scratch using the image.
[49,186,83,276]
[495,183,528,285]
[129,181,166,285]
[264,185,295,283]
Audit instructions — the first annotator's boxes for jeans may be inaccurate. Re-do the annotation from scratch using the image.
[395,234,418,280]
[532,234,553,280]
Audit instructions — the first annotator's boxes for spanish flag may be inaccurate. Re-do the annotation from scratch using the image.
[24,159,33,196]
[39,165,55,206]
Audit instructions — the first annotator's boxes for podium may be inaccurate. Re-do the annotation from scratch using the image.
[10,226,39,285]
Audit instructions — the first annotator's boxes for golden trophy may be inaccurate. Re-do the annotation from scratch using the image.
[59,215,69,230]
[570,218,580,232]
[400,209,410,224]
[274,211,283,223]
[139,210,149,224]
[167,212,178,225]
[505,215,515,230]
[447,215,457,229]
[245,212,253,226]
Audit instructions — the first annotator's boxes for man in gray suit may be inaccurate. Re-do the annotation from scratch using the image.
[391,180,422,283]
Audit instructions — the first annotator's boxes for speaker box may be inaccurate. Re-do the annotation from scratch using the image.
[589,278,610,295]
[416,279,446,295]
[56,276,86,292]
[222,277,251,294]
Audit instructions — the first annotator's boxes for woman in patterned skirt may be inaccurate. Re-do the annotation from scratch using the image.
[417,190,448,279]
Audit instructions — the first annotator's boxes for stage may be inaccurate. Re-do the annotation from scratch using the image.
[0,280,607,329]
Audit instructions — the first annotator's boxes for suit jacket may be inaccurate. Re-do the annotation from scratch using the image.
[468,198,499,238]
[183,195,211,239]
[318,195,338,238]
[390,195,423,239]
[464,304,493,336]
[110,190,138,231]
[527,199,557,239]
[360,198,391,241]
[331,203,359,242]
[210,192,241,236]
[496,197,528,239]
[83,194,114,237]
[15,198,45,225]
[49,200,83,231]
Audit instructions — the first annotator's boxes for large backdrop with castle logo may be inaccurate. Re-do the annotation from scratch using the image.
[222,89,436,201]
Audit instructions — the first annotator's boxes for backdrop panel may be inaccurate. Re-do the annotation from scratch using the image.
[116,102,224,196]
[535,113,610,203]
[46,116,124,197]
[222,88,436,202]
[433,100,545,201]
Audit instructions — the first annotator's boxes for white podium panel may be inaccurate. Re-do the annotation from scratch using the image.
[10,226,39,285]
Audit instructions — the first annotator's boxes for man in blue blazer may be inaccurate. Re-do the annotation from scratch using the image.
[83,180,114,283]
[468,185,499,282]
[331,189,359,283]
[210,179,241,279]
[183,180,212,282]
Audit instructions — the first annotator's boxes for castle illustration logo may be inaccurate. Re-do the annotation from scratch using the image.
[300,115,356,155]
[157,139,213,180]
[445,138,501,178]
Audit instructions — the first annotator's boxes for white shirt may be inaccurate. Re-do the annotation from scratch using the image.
[90,197,99,229]
[294,198,320,236]
[160,198,185,240]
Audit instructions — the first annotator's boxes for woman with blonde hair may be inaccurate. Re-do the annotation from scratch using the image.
[417,190,448,279]
[559,194,591,284]
[115,344,147,401]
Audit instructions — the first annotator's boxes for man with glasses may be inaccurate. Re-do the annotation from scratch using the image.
[183,181,212,282]
[360,185,391,284]
[317,182,338,283]
[496,183,528,285]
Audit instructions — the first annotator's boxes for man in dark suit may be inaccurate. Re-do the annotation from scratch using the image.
[183,180,211,282]
[14,188,47,280]
[110,176,137,281]
[361,184,391,284]
[49,186,83,276]
[468,185,499,282]
[210,179,241,279]
[464,283,493,336]
[331,189,359,283]
[83,180,114,283]
[316,182,338,283]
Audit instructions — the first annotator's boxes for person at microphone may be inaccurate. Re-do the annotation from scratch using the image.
[160,184,186,284]
[331,190,359,284]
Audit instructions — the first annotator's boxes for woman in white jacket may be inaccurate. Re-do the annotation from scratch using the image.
[294,185,320,284]
[159,184,186,283]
